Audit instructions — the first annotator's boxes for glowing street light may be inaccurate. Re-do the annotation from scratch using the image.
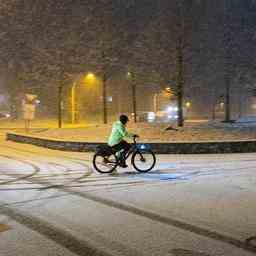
[71,81,77,124]
[71,72,96,124]
[164,87,174,98]
[84,72,96,84]
[127,71,137,122]
[185,101,191,108]
[86,72,95,80]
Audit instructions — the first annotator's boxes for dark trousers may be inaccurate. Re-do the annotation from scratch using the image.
[112,140,131,161]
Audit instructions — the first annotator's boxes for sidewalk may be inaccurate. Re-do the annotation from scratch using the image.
[17,120,256,143]
[3,118,256,143]
[0,119,89,130]
[6,119,256,153]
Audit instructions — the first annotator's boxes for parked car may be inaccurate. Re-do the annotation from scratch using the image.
[131,111,156,122]
[0,112,11,119]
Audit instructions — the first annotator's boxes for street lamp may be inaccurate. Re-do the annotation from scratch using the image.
[153,87,173,114]
[185,101,191,108]
[165,87,171,93]
[165,87,174,97]
[71,81,77,124]
[85,72,95,82]
[71,72,95,124]
[127,71,137,123]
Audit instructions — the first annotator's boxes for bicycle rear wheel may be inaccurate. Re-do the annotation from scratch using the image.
[131,150,156,173]
[93,153,118,173]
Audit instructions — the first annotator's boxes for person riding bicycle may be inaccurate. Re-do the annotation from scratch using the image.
[108,114,138,168]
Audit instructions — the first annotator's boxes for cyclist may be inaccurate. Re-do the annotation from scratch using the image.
[108,114,138,168]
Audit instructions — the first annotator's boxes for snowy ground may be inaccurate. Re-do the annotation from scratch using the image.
[0,134,256,255]
[16,118,256,142]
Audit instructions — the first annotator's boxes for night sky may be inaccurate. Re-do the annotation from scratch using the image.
[0,0,255,120]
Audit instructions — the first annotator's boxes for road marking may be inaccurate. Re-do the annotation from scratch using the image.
[2,144,256,253]
[137,172,188,181]
[246,236,256,248]
[0,223,11,233]
[169,248,211,256]
[2,167,256,254]
[0,206,140,256]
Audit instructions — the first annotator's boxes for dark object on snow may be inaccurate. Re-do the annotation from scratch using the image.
[0,113,10,119]
[165,126,178,131]
[221,120,236,123]
[95,145,114,157]
[170,248,211,256]
[245,236,256,247]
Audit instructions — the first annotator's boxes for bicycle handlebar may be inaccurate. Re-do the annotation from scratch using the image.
[133,135,139,143]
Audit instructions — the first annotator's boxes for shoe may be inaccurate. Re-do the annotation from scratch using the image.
[120,162,128,168]
[103,157,111,164]
[110,169,118,175]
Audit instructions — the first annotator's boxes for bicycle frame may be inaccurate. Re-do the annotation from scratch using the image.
[93,137,155,173]
[118,137,143,163]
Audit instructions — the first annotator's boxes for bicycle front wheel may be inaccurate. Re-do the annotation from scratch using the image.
[93,153,118,174]
[131,150,156,173]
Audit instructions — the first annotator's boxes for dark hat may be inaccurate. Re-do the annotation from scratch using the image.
[119,114,129,124]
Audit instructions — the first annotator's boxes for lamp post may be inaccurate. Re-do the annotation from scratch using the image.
[185,101,191,108]
[127,72,137,123]
[71,81,77,124]
[102,73,107,124]
[58,83,63,128]
[185,101,191,119]
[153,93,158,113]
[70,72,95,125]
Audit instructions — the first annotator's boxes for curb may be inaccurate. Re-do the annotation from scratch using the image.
[6,132,256,154]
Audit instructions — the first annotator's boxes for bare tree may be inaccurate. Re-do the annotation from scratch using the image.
[136,0,202,126]
[85,1,133,124]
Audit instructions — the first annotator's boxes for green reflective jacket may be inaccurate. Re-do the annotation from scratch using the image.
[108,121,133,146]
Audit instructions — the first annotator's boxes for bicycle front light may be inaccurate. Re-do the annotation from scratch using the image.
[140,144,146,150]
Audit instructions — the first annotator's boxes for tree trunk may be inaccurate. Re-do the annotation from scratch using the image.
[71,83,76,124]
[9,94,19,120]
[224,74,231,122]
[223,0,232,122]
[102,73,107,124]
[176,38,184,127]
[238,86,243,119]
[131,82,137,123]
[211,87,216,120]
[58,84,63,128]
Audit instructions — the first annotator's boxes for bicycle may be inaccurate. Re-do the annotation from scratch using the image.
[93,137,156,174]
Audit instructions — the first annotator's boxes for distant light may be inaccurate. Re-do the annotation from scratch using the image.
[167,114,178,120]
[166,106,178,113]
[140,144,146,150]
[35,100,40,104]
[84,72,96,85]
[185,102,191,108]
[86,72,95,79]
[220,102,224,109]
[147,112,155,121]
[167,106,173,112]
[5,114,10,118]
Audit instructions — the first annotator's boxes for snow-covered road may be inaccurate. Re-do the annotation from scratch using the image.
[0,132,256,256]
